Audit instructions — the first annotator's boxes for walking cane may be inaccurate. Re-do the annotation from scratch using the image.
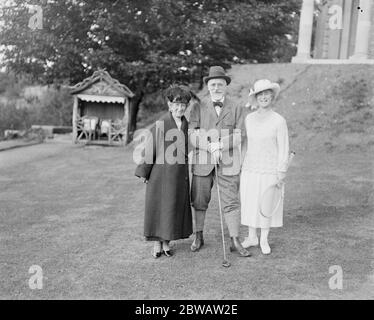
[209,138,231,268]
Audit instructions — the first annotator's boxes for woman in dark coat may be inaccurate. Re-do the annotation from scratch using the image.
[135,86,192,258]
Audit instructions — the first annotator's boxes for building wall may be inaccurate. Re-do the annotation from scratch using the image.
[314,3,330,59]
[314,0,373,59]
[369,3,374,59]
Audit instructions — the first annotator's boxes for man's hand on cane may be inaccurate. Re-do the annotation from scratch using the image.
[208,140,222,164]
[209,141,222,153]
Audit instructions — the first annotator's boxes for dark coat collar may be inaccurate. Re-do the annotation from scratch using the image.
[167,111,187,132]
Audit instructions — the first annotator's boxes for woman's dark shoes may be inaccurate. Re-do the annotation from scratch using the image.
[191,231,204,252]
[162,241,173,257]
[230,237,251,257]
[163,250,173,257]
[152,241,162,258]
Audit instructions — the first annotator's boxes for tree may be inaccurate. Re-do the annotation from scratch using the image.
[0,0,300,142]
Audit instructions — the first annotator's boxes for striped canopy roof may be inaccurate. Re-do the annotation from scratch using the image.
[69,69,135,98]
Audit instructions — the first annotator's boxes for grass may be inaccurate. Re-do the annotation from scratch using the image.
[0,137,373,300]
[1,63,373,300]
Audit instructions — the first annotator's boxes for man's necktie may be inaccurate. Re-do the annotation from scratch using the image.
[213,101,223,108]
[213,101,223,116]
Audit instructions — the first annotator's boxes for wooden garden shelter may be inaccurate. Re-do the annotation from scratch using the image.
[70,69,135,145]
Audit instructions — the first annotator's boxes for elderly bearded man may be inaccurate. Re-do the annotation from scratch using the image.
[189,66,250,257]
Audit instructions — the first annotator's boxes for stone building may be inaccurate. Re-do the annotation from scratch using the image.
[292,0,374,63]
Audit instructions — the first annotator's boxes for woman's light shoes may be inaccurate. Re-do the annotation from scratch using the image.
[260,240,271,255]
[241,236,259,248]
[242,236,271,255]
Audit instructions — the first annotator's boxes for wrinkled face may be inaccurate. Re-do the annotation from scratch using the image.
[207,78,227,101]
[256,89,274,108]
[168,101,187,119]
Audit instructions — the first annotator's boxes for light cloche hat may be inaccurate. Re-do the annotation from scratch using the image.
[247,79,280,108]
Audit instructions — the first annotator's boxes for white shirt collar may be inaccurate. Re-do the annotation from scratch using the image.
[212,97,225,103]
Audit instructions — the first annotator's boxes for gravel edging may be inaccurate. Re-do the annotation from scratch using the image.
[0,140,44,152]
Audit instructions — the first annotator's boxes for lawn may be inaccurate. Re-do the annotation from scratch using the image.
[0,140,372,299]
[1,63,373,299]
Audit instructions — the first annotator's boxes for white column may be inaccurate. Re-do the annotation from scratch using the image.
[123,97,129,145]
[72,96,78,143]
[292,0,315,63]
[350,0,372,60]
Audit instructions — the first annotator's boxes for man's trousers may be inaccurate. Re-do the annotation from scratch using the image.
[191,166,240,237]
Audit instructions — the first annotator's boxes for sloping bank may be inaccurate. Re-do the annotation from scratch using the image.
[132,63,374,153]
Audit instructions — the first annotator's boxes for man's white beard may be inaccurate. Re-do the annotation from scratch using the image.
[210,92,224,101]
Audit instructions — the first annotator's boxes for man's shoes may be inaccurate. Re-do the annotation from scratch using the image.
[241,236,259,248]
[230,237,251,257]
[191,231,204,252]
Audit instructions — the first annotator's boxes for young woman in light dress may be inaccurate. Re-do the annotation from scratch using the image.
[240,79,290,255]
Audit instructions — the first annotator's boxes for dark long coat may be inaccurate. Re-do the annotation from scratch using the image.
[135,112,192,241]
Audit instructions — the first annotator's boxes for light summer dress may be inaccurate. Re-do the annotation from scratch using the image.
[240,109,289,228]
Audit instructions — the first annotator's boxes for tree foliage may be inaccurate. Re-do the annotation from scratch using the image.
[0,73,72,137]
[0,0,300,140]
